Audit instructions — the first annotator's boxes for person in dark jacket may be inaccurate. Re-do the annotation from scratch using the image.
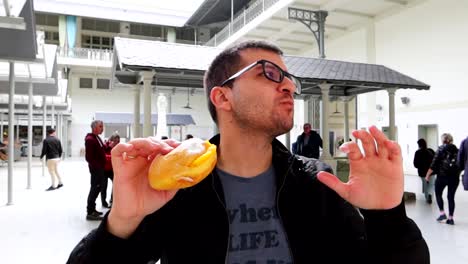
[40,128,63,191]
[84,120,106,221]
[67,40,429,263]
[426,133,460,225]
[413,138,435,203]
[295,123,322,159]
[102,133,120,208]
[458,135,468,191]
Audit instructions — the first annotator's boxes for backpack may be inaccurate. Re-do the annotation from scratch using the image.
[441,147,460,176]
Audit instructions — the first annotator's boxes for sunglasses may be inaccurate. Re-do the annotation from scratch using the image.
[219,59,302,95]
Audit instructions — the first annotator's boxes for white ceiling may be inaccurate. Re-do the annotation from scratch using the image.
[34,0,205,27]
[242,0,428,55]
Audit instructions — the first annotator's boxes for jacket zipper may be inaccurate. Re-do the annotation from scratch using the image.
[276,157,296,263]
[211,172,230,264]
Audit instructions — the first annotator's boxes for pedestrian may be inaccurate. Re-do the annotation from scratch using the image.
[413,138,435,203]
[295,123,323,159]
[102,133,120,208]
[426,133,461,225]
[458,135,468,190]
[84,120,106,221]
[40,128,63,191]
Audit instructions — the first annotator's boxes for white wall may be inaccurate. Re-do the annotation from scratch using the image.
[298,0,468,174]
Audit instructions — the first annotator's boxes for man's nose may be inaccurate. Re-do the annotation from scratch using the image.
[279,77,296,94]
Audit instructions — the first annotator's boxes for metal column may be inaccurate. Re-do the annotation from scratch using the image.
[387,89,397,140]
[133,86,140,138]
[7,62,15,205]
[27,80,33,189]
[42,96,47,177]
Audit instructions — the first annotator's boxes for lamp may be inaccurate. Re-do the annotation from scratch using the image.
[182,88,192,109]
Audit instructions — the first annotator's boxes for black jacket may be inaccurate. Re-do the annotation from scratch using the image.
[413,148,435,177]
[430,143,459,178]
[295,131,322,159]
[40,135,62,160]
[67,135,429,264]
[458,137,468,190]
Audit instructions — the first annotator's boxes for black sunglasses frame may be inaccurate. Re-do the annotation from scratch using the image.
[219,59,301,95]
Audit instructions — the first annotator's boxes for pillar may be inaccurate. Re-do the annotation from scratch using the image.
[133,85,141,138]
[141,72,154,137]
[387,88,397,140]
[7,62,15,205]
[27,81,33,189]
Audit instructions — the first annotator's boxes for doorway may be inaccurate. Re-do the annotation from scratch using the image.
[418,124,438,150]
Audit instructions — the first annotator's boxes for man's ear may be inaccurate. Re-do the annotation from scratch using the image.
[210,86,232,112]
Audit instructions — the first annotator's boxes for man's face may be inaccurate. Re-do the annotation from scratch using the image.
[94,122,104,135]
[227,49,296,137]
[304,125,311,134]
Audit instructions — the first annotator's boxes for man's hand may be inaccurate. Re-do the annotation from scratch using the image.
[317,126,403,210]
[108,137,180,238]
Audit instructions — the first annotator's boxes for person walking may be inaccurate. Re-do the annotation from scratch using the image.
[84,120,106,221]
[426,133,461,225]
[295,123,323,159]
[40,128,63,191]
[102,133,120,208]
[458,135,468,191]
[413,138,435,203]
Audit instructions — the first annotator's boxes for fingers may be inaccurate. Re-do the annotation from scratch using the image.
[317,171,350,201]
[339,142,363,161]
[162,138,181,149]
[352,129,377,157]
[350,126,396,159]
[112,138,174,160]
[368,126,389,158]
[385,140,402,161]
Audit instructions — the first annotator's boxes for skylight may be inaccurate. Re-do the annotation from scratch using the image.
[34,0,205,27]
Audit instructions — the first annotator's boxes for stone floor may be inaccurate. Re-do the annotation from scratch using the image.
[1,158,468,263]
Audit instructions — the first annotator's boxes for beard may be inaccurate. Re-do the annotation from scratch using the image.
[231,97,294,138]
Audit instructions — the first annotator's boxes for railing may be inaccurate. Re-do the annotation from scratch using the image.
[57,47,113,62]
[205,0,280,46]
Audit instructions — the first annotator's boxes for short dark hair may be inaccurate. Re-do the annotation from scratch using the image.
[204,40,283,124]
[417,138,427,149]
[47,128,56,135]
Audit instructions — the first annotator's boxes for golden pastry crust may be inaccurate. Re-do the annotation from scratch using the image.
[148,138,217,190]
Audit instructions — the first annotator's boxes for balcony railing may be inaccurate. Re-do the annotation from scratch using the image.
[205,0,280,47]
[57,47,113,61]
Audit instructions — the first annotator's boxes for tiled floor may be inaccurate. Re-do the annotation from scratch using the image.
[1,158,468,263]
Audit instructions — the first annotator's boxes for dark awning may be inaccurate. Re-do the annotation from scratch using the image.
[111,37,430,96]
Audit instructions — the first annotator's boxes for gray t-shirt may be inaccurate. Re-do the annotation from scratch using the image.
[217,166,293,264]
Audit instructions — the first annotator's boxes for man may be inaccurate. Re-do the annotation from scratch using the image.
[67,41,429,263]
[458,135,468,190]
[40,128,63,191]
[84,120,106,221]
[295,123,323,159]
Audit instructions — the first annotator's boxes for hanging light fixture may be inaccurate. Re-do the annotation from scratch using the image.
[182,88,192,109]
[333,101,341,114]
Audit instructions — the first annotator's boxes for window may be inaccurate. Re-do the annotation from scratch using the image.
[44,31,59,45]
[97,79,110,89]
[82,18,120,33]
[82,35,114,49]
[79,78,93,89]
[130,23,163,38]
[35,13,59,26]
[176,27,195,42]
